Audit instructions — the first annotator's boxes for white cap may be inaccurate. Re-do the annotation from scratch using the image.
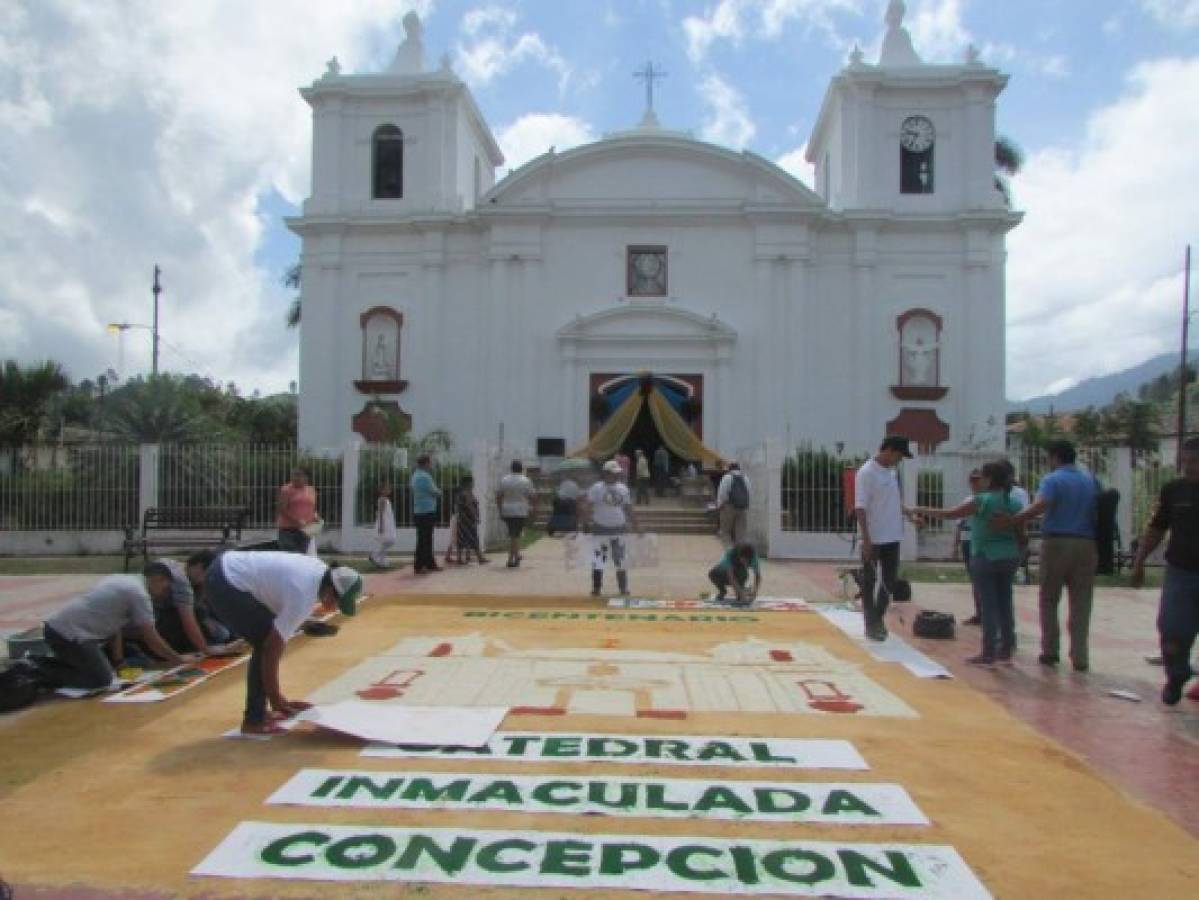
[329,566,363,616]
[602,460,623,474]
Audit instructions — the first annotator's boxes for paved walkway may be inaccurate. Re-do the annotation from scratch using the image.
[3,535,1196,839]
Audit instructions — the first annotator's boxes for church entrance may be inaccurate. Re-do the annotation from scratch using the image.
[582,372,718,472]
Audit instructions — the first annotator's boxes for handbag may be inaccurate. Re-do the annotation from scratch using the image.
[913,609,955,640]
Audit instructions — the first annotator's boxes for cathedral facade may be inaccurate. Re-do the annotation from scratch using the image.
[291,4,1020,460]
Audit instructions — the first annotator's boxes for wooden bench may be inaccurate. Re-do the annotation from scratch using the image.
[123,506,249,571]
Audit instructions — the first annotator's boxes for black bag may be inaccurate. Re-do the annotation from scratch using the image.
[891,578,913,602]
[0,663,40,713]
[729,473,750,510]
[913,610,955,640]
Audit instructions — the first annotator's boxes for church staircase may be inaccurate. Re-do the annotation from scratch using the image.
[528,473,716,535]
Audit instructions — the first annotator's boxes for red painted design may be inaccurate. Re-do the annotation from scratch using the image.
[797,679,864,714]
[355,669,424,701]
[770,649,793,662]
[510,706,568,716]
[636,709,688,719]
[886,408,950,454]
[428,643,452,657]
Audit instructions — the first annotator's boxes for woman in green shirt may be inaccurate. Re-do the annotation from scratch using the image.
[913,462,1026,666]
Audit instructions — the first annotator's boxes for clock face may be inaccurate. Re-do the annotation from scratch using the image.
[900,116,935,153]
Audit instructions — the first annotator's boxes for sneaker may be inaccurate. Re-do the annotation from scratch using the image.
[1038,654,1059,667]
[865,623,888,642]
[963,615,981,626]
[966,654,996,667]
[1162,679,1185,706]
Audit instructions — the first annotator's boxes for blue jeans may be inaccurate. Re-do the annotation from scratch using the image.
[970,556,1018,659]
[1159,565,1199,685]
[204,558,277,725]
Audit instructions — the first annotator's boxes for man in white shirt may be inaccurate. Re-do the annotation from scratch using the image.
[581,460,642,596]
[854,436,918,641]
[496,460,537,568]
[716,461,751,547]
[203,551,362,735]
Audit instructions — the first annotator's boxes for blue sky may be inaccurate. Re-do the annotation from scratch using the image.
[2,0,1198,403]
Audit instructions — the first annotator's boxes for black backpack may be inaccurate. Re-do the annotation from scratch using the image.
[913,610,955,640]
[0,664,40,713]
[729,473,750,510]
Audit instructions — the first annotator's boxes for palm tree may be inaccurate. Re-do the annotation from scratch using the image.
[102,376,222,443]
[284,262,301,328]
[0,359,69,468]
[994,136,1024,207]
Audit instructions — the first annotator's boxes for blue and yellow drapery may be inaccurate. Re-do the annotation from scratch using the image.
[570,380,723,468]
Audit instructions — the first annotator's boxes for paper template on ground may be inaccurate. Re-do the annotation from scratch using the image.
[193,822,990,899]
[610,597,810,611]
[269,769,929,825]
[564,533,660,570]
[819,609,953,680]
[299,702,507,747]
[362,731,868,769]
[306,633,918,719]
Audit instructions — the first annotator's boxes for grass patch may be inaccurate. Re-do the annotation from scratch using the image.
[901,562,1163,589]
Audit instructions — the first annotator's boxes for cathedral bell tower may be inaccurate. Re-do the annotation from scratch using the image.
[805,0,1008,214]
[299,12,503,218]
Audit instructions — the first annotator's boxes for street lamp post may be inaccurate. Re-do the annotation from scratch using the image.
[106,322,153,381]
[151,265,162,377]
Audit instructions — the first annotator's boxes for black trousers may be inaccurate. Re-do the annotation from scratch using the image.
[205,559,276,725]
[42,625,115,690]
[861,542,901,627]
[414,512,437,571]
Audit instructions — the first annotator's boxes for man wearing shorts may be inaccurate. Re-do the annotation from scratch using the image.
[497,460,537,568]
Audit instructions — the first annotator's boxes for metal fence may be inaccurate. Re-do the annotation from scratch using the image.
[779,446,866,533]
[157,444,344,528]
[356,446,472,529]
[0,444,140,530]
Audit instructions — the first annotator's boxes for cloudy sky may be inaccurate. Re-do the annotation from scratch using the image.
[1,0,1197,401]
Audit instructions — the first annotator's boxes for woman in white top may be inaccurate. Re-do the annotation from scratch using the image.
[369,481,398,569]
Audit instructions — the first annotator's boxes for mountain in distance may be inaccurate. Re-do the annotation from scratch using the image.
[1008,352,1177,414]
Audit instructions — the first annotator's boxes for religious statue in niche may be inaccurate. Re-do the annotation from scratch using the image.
[892,308,947,401]
[355,306,407,395]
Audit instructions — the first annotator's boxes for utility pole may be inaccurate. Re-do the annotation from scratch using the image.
[151,265,162,376]
[1178,245,1192,471]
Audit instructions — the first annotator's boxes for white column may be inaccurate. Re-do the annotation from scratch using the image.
[339,439,361,553]
[138,443,160,521]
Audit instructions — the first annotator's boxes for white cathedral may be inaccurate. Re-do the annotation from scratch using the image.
[291,1,1019,463]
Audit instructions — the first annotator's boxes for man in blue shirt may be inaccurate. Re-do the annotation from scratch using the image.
[1002,440,1098,671]
[410,453,442,574]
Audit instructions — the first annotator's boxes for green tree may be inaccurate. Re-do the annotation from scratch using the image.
[102,375,226,443]
[284,262,301,328]
[994,136,1024,207]
[1116,400,1159,452]
[0,359,70,466]
[1072,406,1101,446]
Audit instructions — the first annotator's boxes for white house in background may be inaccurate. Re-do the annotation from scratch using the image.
[290,1,1020,460]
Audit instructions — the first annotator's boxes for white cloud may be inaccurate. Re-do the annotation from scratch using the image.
[496,113,596,171]
[454,5,571,91]
[776,144,815,188]
[906,0,969,62]
[1141,0,1199,29]
[1006,57,1199,399]
[697,74,756,148]
[0,0,433,391]
[682,0,862,63]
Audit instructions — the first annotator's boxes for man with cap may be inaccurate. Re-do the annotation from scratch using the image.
[204,550,362,735]
[581,459,642,596]
[854,436,919,641]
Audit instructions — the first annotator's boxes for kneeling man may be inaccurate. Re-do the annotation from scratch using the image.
[204,551,362,735]
[42,574,196,690]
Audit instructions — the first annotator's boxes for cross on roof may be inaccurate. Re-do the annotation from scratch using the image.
[633,60,666,126]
